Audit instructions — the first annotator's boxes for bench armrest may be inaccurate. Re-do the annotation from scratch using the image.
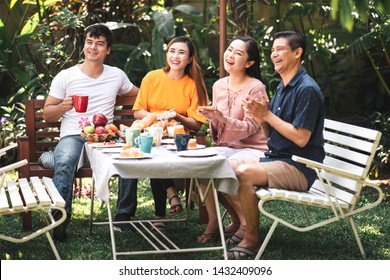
[17,136,32,178]
[17,136,31,160]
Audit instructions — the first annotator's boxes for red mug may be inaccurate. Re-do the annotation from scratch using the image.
[72,95,88,113]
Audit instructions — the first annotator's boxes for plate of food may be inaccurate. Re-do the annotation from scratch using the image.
[111,153,153,160]
[111,147,153,159]
[88,142,124,148]
[100,147,123,153]
[166,144,206,151]
[161,138,175,145]
[177,149,217,157]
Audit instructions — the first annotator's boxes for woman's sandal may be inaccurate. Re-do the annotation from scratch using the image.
[168,194,183,215]
[152,217,166,231]
[197,231,220,243]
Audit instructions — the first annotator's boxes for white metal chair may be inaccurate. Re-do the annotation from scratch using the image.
[0,143,66,259]
[255,119,383,259]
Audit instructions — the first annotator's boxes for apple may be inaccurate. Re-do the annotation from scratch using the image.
[93,113,108,127]
[83,125,95,134]
[94,126,106,134]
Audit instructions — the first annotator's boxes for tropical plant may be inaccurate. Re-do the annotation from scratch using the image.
[330,0,390,31]
[0,102,25,165]
[314,3,390,118]
[345,6,390,97]
[367,111,390,178]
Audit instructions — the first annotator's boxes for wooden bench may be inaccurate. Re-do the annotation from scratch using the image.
[1,143,67,259]
[17,96,137,230]
[255,118,383,259]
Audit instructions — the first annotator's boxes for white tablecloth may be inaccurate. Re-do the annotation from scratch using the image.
[81,144,239,201]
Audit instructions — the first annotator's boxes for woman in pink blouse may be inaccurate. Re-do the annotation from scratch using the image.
[197,36,269,244]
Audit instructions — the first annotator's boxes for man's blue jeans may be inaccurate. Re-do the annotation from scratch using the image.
[53,135,86,216]
[54,135,138,218]
[116,178,138,217]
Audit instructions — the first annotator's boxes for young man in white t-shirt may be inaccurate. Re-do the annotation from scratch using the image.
[43,24,139,241]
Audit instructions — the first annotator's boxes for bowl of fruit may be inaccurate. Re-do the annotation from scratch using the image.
[80,113,120,142]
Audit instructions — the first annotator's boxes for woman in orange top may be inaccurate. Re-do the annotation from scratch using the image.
[126,36,208,224]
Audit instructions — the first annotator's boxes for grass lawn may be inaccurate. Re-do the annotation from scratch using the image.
[1,178,389,260]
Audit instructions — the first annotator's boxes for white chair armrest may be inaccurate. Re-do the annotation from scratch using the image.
[0,159,29,174]
[0,143,18,157]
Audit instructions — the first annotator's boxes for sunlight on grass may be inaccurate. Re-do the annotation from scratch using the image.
[359,224,383,236]
[383,248,390,258]
[3,171,18,181]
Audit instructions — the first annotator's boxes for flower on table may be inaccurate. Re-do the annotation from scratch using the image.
[78,117,91,129]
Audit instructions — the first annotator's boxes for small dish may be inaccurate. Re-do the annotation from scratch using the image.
[177,149,217,157]
[99,148,123,153]
[88,142,124,148]
[161,138,175,145]
[166,144,206,151]
[111,153,153,160]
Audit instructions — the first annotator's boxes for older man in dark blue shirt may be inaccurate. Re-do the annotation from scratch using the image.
[226,31,325,259]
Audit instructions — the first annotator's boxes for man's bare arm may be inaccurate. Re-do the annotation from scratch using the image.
[121,86,139,97]
[43,96,73,122]
[243,94,311,147]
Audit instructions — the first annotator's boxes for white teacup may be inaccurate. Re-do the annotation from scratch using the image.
[125,127,141,147]
[146,126,163,146]
[167,125,176,138]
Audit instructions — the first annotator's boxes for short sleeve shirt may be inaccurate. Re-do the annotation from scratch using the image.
[49,65,133,138]
[261,67,325,187]
[133,69,206,124]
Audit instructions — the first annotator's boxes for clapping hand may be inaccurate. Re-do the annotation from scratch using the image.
[197,106,224,122]
[242,94,269,119]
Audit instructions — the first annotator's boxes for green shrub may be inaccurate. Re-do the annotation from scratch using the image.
[367,111,390,178]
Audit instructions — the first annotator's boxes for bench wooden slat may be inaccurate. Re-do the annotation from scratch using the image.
[324,143,370,166]
[256,188,272,200]
[30,177,51,206]
[255,187,350,209]
[324,130,374,152]
[35,122,60,129]
[36,132,60,139]
[42,177,65,207]
[311,173,357,204]
[319,171,361,192]
[0,187,9,213]
[307,188,350,209]
[7,180,24,211]
[324,119,380,141]
[35,143,58,150]
[18,178,38,209]
[323,156,364,177]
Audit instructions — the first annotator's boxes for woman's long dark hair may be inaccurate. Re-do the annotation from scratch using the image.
[163,36,208,106]
[227,36,262,81]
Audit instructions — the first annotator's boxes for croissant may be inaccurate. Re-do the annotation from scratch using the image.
[130,113,157,131]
